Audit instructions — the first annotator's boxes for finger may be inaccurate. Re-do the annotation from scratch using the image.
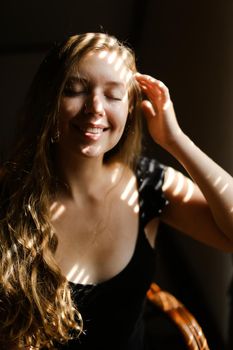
[140,82,163,103]
[142,79,171,110]
[135,74,161,91]
[141,84,162,102]
[135,73,156,83]
[135,73,162,89]
[136,75,167,103]
[141,100,156,120]
[136,73,170,97]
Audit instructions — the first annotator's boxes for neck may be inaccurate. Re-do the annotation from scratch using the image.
[54,149,107,199]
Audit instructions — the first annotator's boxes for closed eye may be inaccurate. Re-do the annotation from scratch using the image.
[106,95,123,101]
[63,88,88,97]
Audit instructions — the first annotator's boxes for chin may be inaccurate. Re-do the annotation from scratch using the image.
[80,144,104,158]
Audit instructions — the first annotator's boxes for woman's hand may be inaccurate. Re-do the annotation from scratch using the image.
[135,73,183,152]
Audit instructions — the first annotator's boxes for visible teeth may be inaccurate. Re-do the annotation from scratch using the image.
[85,127,104,134]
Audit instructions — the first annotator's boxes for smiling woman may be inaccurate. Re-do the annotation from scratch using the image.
[57,50,130,159]
[0,32,233,349]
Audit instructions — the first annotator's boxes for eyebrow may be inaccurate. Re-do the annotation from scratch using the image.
[67,76,126,89]
[105,81,126,89]
[66,76,87,84]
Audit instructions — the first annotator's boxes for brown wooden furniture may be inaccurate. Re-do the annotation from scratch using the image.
[147,282,210,350]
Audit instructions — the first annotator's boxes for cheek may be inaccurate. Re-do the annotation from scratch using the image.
[120,104,130,129]
[58,101,80,136]
[109,108,128,133]
[114,99,130,127]
[59,98,82,121]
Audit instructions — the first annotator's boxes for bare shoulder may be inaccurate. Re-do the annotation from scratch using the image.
[108,161,137,188]
[106,161,138,212]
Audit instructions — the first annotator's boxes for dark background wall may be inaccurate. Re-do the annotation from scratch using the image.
[0,1,232,348]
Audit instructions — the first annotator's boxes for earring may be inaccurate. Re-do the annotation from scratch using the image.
[84,103,88,114]
[51,127,60,144]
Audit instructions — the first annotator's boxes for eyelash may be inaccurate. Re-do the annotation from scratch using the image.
[107,96,122,101]
[63,88,122,101]
[63,88,87,97]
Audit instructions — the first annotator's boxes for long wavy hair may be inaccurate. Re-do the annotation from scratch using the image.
[0,33,142,348]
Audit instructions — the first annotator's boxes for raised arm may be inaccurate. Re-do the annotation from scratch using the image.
[135,73,233,251]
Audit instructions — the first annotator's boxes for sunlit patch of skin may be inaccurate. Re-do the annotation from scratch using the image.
[80,274,90,285]
[50,201,66,221]
[120,66,127,80]
[97,49,125,73]
[206,173,231,202]
[120,175,139,214]
[120,176,136,200]
[125,70,133,84]
[163,167,195,203]
[172,171,184,196]
[73,268,85,284]
[182,178,195,203]
[162,167,176,191]
[66,264,79,281]
[114,57,124,71]
[133,204,140,214]
[50,202,58,212]
[206,173,224,187]
[66,264,90,284]
[214,176,222,187]
[111,166,121,184]
[97,49,128,74]
[219,183,229,194]
[98,50,108,59]
[122,93,129,103]
[107,50,117,64]
[113,52,128,73]
[91,49,133,94]
[128,190,138,206]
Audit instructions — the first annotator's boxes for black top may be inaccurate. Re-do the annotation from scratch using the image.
[57,157,168,350]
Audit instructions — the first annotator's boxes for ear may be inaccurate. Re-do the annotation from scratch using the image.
[128,103,134,116]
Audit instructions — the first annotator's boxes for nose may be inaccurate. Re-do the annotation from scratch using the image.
[84,94,105,116]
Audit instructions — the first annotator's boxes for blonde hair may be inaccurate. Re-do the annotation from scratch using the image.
[0,33,142,348]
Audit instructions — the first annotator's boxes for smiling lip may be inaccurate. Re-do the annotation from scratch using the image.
[72,123,109,140]
[81,126,107,134]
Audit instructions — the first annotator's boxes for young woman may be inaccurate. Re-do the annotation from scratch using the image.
[0,32,233,349]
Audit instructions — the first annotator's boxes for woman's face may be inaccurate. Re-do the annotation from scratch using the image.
[57,49,132,159]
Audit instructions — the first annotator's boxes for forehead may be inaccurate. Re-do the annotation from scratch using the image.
[71,50,133,86]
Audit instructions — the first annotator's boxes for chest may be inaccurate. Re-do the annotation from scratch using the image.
[52,188,142,284]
